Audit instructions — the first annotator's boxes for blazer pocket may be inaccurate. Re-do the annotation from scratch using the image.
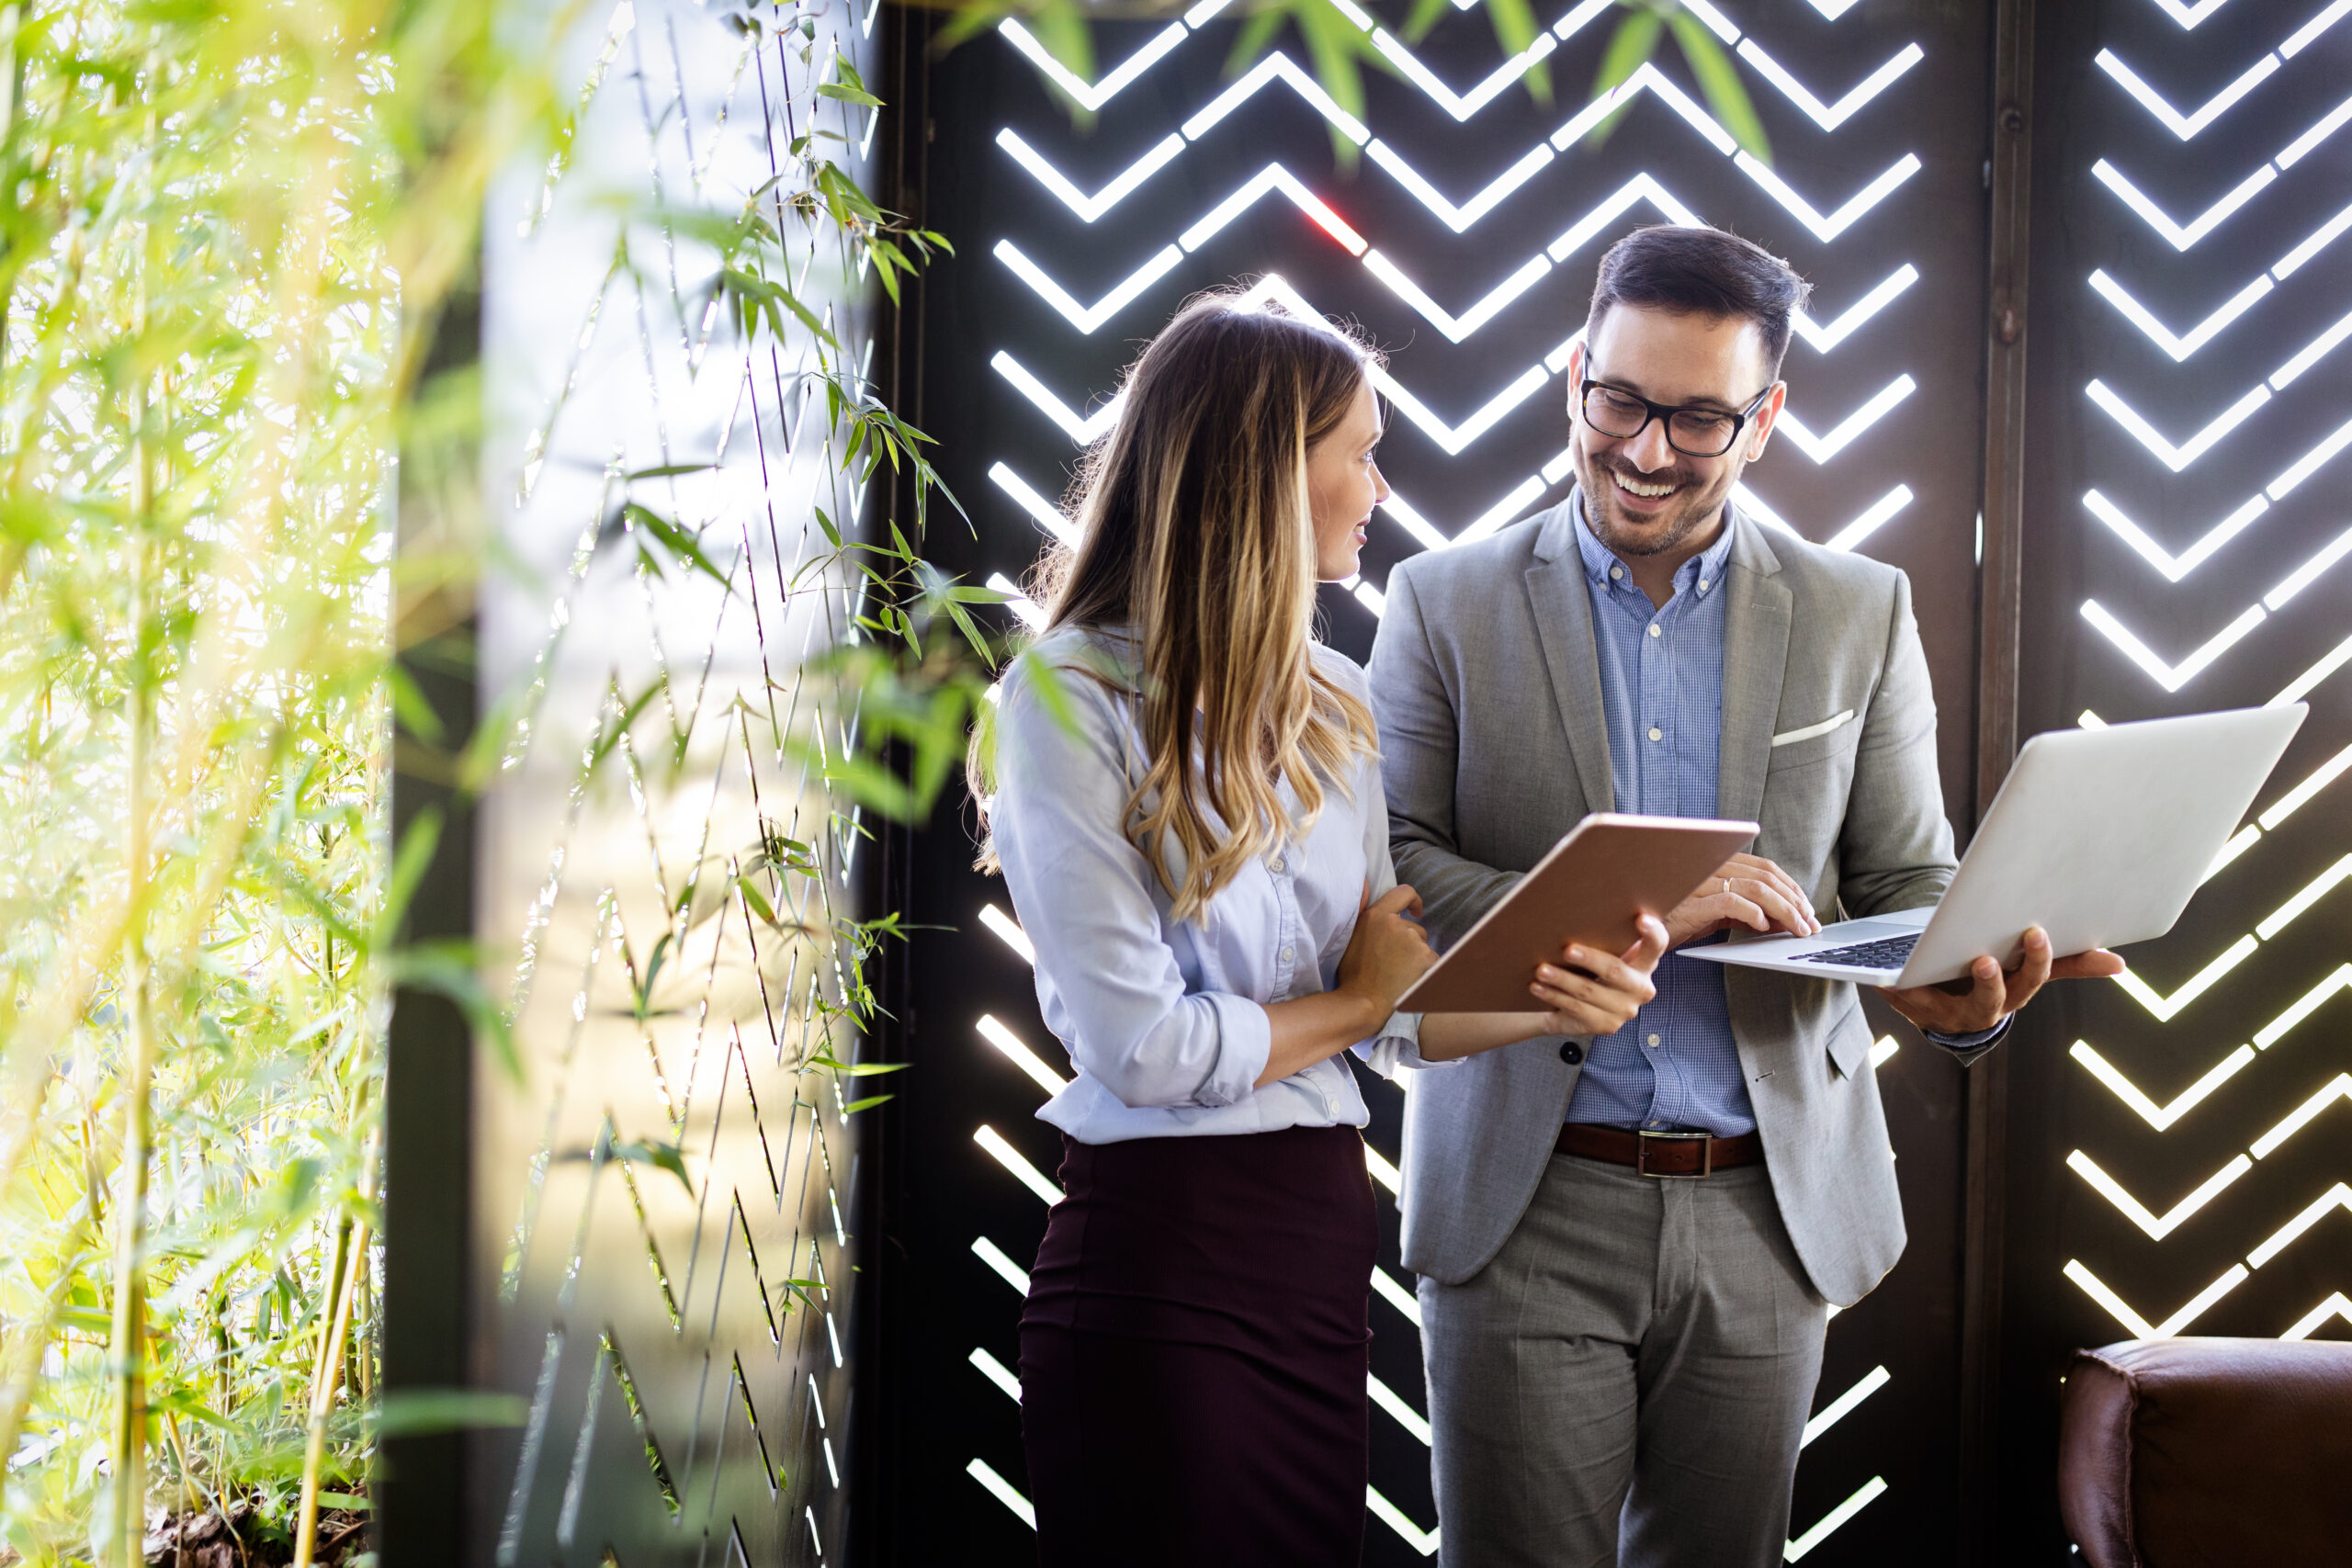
[1826,1001,1872,1079]
[1767,709,1862,772]
[1771,709,1855,749]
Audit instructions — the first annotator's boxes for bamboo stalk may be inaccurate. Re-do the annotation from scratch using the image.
[107,110,162,1557]
[107,534,156,1568]
[293,1131,377,1568]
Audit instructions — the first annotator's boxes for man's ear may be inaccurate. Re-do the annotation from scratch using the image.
[1565,340,1586,405]
[1744,381,1789,461]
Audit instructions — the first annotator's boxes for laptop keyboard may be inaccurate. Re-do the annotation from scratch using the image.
[1793,933,1920,970]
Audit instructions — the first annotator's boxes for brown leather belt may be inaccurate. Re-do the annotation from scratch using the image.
[1555,1122,1764,1178]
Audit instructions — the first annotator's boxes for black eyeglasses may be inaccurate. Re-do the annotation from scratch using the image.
[1577,377,1776,458]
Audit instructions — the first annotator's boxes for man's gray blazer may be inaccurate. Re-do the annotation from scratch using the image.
[1369,495,1961,1308]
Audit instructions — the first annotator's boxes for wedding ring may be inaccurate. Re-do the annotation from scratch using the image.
[1722,877,1731,896]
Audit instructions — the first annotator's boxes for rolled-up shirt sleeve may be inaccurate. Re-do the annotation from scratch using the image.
[991,660,1272,1110]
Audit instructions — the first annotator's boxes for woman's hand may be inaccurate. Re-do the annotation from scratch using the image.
[1337,884,1439,1020]
[1527,914,1668,1037]
[1255,885,1436,1088]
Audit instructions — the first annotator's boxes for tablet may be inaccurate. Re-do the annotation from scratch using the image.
[1396,813,1758,1012]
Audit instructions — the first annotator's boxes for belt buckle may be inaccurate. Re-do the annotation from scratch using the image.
[1635,1129,1713,1179]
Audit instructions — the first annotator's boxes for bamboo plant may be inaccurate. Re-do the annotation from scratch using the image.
[0,0,989,1559]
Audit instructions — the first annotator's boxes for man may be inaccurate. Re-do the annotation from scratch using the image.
[1367,225,2120,1566]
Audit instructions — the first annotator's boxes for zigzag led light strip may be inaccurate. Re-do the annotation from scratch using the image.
[993,0,1933,345]
[2082,276,2352,480]
[2090,5,2352,254]
[2073,961,2351,1129]
[998,141,1920,346]
[2077,522,2352,693]
[2066,1151,2352,1337]
[999,59,1924,340]
[2097,4,2348,141]
[989,267,1917,571]
[2097,849,2349,1020]
[989,415,1913,570]
[989,331,1912,469]
[2086,186,2352,379]
[1001,0,1901,128]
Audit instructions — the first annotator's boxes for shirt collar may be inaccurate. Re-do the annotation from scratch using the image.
[1570,487,1738,602]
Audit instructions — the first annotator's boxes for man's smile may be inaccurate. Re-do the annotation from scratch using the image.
[1611,471,1680,500]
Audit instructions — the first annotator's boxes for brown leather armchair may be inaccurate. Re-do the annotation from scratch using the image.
[2058,1337,2352,1566]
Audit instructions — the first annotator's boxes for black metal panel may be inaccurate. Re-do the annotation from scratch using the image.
[1997,0,2352,1554]
[876,3,1997,1560]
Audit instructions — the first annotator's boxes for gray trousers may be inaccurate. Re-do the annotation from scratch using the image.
[1419,1152,1829,1568]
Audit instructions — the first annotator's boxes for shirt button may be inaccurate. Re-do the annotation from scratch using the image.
[1646,1033,1661,1048]
[1558,1041,1584,1066]
[1609,565,1623,580]
[1271,856,1284,874]
[1648,726,1664,742]
[1647,623,1661,637]
[1698,579,1710,592]
[1279,945,1295,964]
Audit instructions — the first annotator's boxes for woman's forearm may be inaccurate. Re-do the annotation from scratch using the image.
[1256,999,1559,1087]
[1256,989,1387,1087]
[1417,1011,1556,1061]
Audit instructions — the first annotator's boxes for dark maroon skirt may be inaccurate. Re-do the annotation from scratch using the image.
[1020,1122,1378,1567]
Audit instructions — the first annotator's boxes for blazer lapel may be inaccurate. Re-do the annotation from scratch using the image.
[1523,500,1615,815]
[1717,509,1793,824]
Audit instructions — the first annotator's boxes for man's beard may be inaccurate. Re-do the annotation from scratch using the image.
[1574,445,1725,558]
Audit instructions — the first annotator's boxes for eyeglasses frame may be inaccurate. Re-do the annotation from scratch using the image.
[1576,376,1779,459]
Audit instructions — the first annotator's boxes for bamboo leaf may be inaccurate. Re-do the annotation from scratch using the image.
[624,502,733,590]
[608,1137,696,1195]
[1669,10,1769,162]
[1585,7,1664,147]
[1483,0,1552,103]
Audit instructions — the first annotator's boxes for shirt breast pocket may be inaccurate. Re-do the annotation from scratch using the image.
[1766,708,1861,773]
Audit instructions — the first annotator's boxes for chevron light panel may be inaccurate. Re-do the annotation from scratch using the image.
[2055,0,2352,1359]
[935,4,2010,1560]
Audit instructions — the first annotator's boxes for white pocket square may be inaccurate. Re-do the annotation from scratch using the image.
[1771,709,1856,749]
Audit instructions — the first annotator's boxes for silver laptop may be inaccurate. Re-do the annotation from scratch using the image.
[1683,705,2308,987]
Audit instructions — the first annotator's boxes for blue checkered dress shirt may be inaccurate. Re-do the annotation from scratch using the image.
[1560,498,1759,1135]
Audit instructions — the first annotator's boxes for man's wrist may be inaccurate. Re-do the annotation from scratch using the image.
[1924,1014,2012,1054]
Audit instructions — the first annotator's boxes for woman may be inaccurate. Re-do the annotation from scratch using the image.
[981,293,1667,1566]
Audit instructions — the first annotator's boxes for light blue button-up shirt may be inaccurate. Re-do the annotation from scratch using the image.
[1561,498,1758,1135]
[990,626,1430,1145]
[1560,496,2001,1133]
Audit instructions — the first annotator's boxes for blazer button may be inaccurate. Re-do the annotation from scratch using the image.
[1558,1041,1584,1066]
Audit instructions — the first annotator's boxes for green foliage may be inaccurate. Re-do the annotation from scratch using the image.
[0,0,546,1557]
[0,0,989,1554]
[1586,1,1768,162]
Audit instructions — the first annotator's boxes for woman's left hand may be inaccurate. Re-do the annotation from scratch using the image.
[1529,914,1668,1037]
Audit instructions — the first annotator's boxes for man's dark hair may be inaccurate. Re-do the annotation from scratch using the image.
[1587,225,1813,377]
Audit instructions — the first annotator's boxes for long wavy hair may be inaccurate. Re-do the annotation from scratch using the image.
[982,292,1382,920]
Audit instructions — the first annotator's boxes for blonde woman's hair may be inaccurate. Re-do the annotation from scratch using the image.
[981,291,1382,920]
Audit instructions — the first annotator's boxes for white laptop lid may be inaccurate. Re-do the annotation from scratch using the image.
[1898,705,2307,986]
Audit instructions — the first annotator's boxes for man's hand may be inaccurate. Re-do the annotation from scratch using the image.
[1878,925,2127,1035]
[1662,852,1822,948]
